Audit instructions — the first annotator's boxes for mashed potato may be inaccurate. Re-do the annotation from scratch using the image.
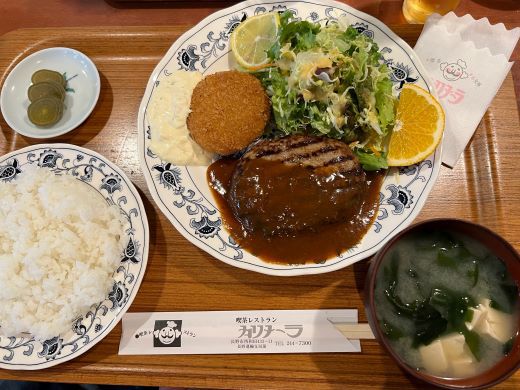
[0,167,125,339]
[148,70,213,165]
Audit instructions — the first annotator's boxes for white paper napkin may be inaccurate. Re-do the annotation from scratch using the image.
[413,12,519,167]
[119,309,361,355]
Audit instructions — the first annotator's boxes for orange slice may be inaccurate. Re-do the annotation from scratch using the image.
[387,84,445,166]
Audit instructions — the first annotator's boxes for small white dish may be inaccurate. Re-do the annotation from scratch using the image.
[0,47,100,138]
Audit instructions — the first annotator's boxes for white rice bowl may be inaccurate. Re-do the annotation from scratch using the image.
[0,166,125,339]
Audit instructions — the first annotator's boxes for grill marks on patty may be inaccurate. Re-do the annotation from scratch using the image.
[242,135,361,179]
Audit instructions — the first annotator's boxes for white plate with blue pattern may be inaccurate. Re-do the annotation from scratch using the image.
[0,144,149,369]
[138,0,441,276]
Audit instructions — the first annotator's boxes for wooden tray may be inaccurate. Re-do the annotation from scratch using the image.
[0,26,518,389]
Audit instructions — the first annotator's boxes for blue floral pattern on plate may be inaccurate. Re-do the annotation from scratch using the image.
[0,144,149,369]
[138,0,442,276]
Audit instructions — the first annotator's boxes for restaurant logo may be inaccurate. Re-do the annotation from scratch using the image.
[153,320,182,347]
[440,59,469,82]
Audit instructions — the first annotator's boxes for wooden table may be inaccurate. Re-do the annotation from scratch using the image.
[0,0,518,106]
[0,1,519,389]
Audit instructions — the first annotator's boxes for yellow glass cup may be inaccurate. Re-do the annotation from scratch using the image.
[402,0,461,24]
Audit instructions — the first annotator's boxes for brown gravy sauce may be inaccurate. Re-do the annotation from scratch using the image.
[207,158,384,265]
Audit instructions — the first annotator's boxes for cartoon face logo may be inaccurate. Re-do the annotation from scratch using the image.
[153,320,182,347]
[440,59,468,81]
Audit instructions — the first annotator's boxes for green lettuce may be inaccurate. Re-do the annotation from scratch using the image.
[254,11,397,170]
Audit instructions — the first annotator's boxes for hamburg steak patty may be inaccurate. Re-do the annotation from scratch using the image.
[228,135,368,237]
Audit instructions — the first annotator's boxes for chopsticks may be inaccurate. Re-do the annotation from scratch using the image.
[328,317,375,340]
[333,323,375,340]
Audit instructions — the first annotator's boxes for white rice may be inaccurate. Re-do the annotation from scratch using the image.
[0,166,125,339]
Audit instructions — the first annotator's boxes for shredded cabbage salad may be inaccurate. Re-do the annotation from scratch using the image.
[253,12,397,170]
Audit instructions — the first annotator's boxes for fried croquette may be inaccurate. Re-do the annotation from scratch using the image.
[187,70,270,155]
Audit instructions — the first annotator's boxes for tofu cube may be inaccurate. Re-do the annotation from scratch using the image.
[420,333,480,378]
[465,307,486,331]
[451,356,477,378]
[486,307,514,343]
[419,339,449,376]
[469,299,515,343]
[440,333,467,360]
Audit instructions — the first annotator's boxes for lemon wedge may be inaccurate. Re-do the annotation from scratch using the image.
[230,12,280,71]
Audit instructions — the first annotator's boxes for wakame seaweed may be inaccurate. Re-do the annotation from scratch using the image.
[380,319,404,340]
[376,227,519,376]
[503,337,515,356]
[383,239,482,356]
[489,259,519,314]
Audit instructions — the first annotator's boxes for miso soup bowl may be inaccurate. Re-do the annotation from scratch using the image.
[365,218,520,389]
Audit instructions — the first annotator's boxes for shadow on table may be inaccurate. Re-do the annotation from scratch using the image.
[103,0,403,22]
[470,0,520,11]
[104,0,237,9]
[103,0,390,19]
[0,382,156,390]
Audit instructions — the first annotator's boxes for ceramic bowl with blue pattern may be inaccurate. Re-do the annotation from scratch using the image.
[138,0,441,276]
[0,144,149,369]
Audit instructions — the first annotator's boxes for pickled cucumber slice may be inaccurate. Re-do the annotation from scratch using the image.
[31,69,66,88]
[28,81,65,102]
[28,97,64,127]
